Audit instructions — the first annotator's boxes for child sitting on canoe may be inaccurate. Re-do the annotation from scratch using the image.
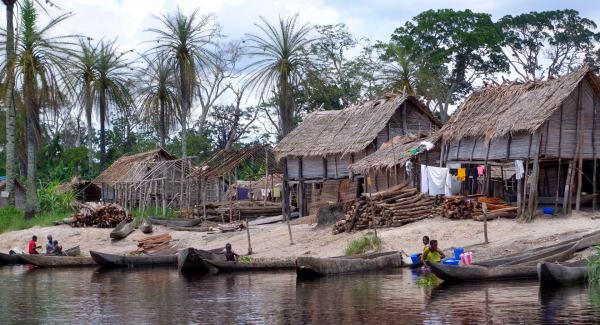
[422,239,445,265]
[52,240,63,256]
[224,243,239,261]
[28,235,40,254]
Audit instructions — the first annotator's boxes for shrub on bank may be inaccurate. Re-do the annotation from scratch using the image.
[0,207,70,234]
[344,232,382,256]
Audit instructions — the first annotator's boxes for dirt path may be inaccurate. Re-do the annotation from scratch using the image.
[2,211,600,262]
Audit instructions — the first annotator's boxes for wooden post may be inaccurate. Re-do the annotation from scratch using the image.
[202,177,207,221]
[576,84,584,211]
[594,96,598,211]
[298,157,305,218]
[228,173,233,223]
[264,147,269,203]
[527,135,542,220]
[162,179,167,217]
[555,104,564,212]
[402,101,408,134]
[482,203,489,244]
[246,219,253,255]
[281,157,294,245]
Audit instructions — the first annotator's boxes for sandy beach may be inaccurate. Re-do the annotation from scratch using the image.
[2,211,600,262]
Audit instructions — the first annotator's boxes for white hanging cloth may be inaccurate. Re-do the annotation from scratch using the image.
[427,166,448,195]
[515,160,525,179]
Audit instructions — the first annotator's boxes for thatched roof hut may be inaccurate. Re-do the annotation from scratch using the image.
[437,65,600,216]
[94,148,177,186]
[58,176,101,202]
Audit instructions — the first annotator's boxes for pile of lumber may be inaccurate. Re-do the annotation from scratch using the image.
[332,183,434,234]
[131,233,172,255]
[70,202,131,228]
[441,196,517,221]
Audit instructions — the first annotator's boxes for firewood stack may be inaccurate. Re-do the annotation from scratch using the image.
[131,233,172,255]
[441,196,517,221]
[70,202,131,228]
[332,183,435,234]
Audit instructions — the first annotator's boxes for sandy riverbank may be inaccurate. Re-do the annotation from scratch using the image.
[1,211,600,261]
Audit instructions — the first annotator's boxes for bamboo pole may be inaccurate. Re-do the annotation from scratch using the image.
[594,96,598,211]
[576,84,584,211]
[162,179,167,217]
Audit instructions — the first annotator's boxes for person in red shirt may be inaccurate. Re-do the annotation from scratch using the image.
[28,235,40,254]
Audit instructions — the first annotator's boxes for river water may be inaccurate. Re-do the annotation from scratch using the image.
[0,265,598,324]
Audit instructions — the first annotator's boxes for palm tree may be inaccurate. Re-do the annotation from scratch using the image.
[71,38,98,175]
[93,39,134,171]
[138,53,179,148]
[3,0,17,205]
[147,8,218,157]
[12,0,74,218]
[244,15,315,138]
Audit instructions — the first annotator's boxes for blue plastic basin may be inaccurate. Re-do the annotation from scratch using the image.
[454,247,464,260]
[411,254,420,265]
[543,207,554,215]
[442,258,460,266]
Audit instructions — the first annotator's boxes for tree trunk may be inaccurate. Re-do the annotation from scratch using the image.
[24,70,38,219]
[179,64,190,157]
[99,88,107,172]
[85,82,94,175]
[278,73,294,138]
[4,0,16,206]
[159,96,166,148]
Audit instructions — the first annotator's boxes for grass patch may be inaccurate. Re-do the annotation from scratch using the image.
[0,207,71,234]
[344,232,382,256]
[129,207,176,219]
[588,246,600,285]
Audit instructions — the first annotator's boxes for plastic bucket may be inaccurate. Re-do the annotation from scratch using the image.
[442,258,460,266]
[410,254,420,265]
[543,207,554,215]
[454,247,464,260]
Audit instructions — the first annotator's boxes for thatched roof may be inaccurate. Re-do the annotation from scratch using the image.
[192,144,279,178]
[440,66,600,143]
[94,148,177,185]
[274,94,440,159]
[348,133,438,174]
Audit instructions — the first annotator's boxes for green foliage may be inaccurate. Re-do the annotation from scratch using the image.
[344,232,383,256]
[587,246,600,284]
[0,207,71,234]
[239,255,253,263]
[129,207,176,219]
[38,181,75,212]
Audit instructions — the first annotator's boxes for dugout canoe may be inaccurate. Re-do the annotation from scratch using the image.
[177,247,225,273]
[0,252,23,265]
[204,258,296,274]
[537,262,588,286]
[476,241,578,267]
[110,219,135,240]
[149,217,202,228]
[429,262,537,282]
[139,217,153,234]
[296,251,402,279]
[20,254,96,267]
[90,251,176,268]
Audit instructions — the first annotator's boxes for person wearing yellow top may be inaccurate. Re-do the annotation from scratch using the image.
[421,240,446,265]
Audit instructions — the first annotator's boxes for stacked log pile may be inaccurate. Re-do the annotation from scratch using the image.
[71,202,131,228]
[441,196,517,221]
[131,233,172,255]
[332,183,434,234]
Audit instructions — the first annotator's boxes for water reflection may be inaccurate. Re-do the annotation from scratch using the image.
[0,266,598,324]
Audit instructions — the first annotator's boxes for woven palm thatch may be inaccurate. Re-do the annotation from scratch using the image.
[440,66,600,143]
[192,144,279,178]
[274,94,439,159]
[348,133,438,174]
[94,148,177,186]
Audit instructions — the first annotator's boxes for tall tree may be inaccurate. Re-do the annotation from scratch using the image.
[12,0,74,218]
[3,0,17,204]
[389,9,508,121]
[207,88,258,150]
[147,9,219,157]
[245,15,315,138]
[71,38,98,175]
[93,39,134,171]
[498,10,600,80]
[138,53,179,148]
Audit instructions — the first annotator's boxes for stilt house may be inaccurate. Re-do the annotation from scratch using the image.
[436,66,600,217]
[274,94,441,217]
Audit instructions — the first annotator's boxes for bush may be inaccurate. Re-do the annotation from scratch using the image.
[344,232,382,256]
[588,246,600,284]
[38,181,75,212]
[0,207,71,234]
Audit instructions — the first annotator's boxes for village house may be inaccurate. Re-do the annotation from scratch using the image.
[274,94,441,217]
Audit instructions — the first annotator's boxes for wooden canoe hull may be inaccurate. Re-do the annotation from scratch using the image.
[538,262,588,286]
[21,255,96,267]
[110,220,135,239]
[177,248,224,273]
[149,217,202,228]
[204,258,296,273]
[477,241,578,267]
[429,262,537,282]
[0,252,23,265]
[296,251,403,279]
[90,251,176,267]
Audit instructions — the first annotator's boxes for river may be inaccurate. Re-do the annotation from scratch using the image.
[0,265,598,324]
